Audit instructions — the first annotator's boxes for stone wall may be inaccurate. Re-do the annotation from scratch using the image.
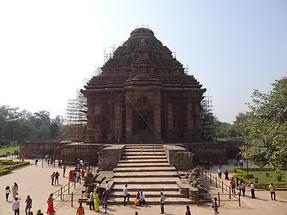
[163,144,194,170]
[98,145,125,170]
[20,140,67,159]
[60,143,105,165]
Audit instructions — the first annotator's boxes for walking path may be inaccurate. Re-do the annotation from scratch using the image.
[0,159,287,214]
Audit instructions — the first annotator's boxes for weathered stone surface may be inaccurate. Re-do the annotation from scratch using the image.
[163,144,194,170]
[81,28,205,144]
[98,145,125,170]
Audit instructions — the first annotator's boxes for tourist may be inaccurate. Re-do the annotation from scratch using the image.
[35,159,38,166]
[89,191,94,210]
[134,191,141,206]
[238,179,243,195]
[123,184,130,206]
[140,191,146,207]
[54,171,60,185]
[25,195,32,215]
[63,165,66,177]
[12,182,18,199]
[36,209,44,215]
[269,183,276,200]
[185,205,192,215]
[217,167,222,179]
[239,159,244,167]
[224,169,229,180]
[160,192,165,214]
[93,190,100,212]
[76,170,81,183]
[12,197,20,215]
[230,178,236,195]
[51,172,55,185]
[5,185,11,201]
[241,182,246,196]
[135,212,138,215]
[76,203,85,215]
[47,193,56,215]
[81,169,85,180]
[250,182,255,198]
[101,190,108,214]
[212,197,219,214]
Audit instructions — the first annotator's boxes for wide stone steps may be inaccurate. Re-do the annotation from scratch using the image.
[121,155,167,159]
[110,144,190,205]
[118,159,168,163]
[113,171,178,178]
[116,162,170,167]
[113,177,179,184]
[113,166,176,172]
[108,197,192,205]
[113,184,179,192]
[111,191,182,198]
[123,152,166,156]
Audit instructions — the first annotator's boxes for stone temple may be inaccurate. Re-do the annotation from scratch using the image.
[81,27,206,144]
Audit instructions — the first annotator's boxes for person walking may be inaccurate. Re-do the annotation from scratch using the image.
[12,197,20,215]
[269,183,276,200]
[212,197,219,214]
[230,178,236,195]
[250,182,255,198]
[5,185,11,201]
[63,165,66,177]
[76,203,85,215]
[25,195,32,215]
[50,172,55,185]
[12,183,18,200]
[185,205,192,215]
[217,167,222,179]
[89,191,94,210]
[160,192,165,214]
[224,169,229,180]
[93,190,100,212]
[241,182,246,196]
[47,193,56,215]
[123,184,130,206]
[54,172,60,185]
[101,190,108,214]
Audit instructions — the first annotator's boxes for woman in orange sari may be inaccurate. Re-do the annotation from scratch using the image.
[47,193,56,215]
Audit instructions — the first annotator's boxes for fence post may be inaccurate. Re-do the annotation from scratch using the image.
[71,192,73,207]
[74,181,76,188]
[215,177,217,188]
[222,181,224,193]
[197,191,199,206]
[238,193,241,207]
[210,173,212,183]
[60,187,63,200]
[229,187,231,200]
[218,192,220,207]
[68,182,70,194]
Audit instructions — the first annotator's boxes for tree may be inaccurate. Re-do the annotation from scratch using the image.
[240,77,287,169]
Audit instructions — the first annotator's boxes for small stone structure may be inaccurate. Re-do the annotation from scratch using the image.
[98,145,125,170]
[163,144,193,170]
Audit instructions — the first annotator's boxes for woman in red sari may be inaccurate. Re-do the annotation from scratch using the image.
[47,193,56,215]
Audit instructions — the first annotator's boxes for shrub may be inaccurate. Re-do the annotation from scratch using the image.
[265,172,270,177]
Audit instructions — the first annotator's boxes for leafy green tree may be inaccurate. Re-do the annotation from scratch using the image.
[240,77,287,169]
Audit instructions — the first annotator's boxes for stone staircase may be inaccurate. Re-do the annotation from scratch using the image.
[109,144,192,205]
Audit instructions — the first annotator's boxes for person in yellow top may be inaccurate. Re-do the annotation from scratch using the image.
[94,191,100,212]
[269,183,276,200]
[76,203,85,215]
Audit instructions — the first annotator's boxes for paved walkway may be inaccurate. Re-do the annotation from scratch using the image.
[0,160,287,215]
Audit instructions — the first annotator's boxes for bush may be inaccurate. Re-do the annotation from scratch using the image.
[265,172,270,177]
[276,172,283,182]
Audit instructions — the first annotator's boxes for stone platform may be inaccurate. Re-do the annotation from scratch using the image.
[109,144,192,205]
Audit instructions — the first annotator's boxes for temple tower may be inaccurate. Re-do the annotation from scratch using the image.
[81,28,205,143]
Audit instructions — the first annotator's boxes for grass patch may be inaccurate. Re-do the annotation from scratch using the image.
[0,146,19,156]
[0,159,30,176]
[234,168,287,189]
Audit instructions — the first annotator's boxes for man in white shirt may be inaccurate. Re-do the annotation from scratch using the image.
[160,192,165,214]
[89,191,94,210]
[123,184,130,206]
[12,197,20,215]
[140,191,146,207]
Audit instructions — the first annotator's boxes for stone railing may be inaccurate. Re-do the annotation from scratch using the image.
[163,144,194,170]
[98,145,125,170]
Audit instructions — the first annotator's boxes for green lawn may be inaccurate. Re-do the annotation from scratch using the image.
[0,146,19,156]
[235,168,287,189]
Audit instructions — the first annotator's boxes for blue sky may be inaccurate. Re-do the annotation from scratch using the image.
[0,0,286,123]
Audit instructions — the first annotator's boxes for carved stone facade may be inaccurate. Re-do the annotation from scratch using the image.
[82,28,205,144]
